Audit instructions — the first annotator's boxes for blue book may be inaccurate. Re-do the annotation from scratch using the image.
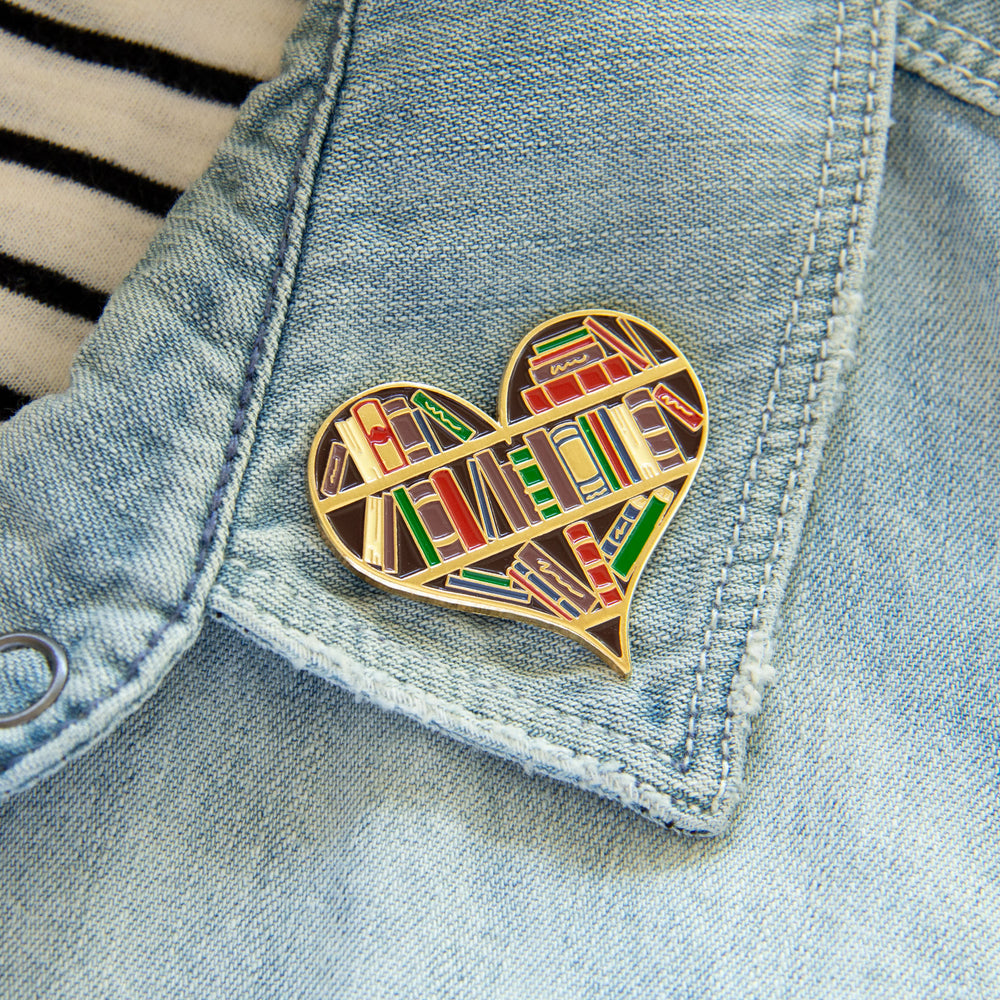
[600,498,648,562]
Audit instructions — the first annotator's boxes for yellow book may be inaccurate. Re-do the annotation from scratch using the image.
[607,404,659,479]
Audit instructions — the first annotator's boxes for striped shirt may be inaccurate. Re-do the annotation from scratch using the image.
[0,0,302,419]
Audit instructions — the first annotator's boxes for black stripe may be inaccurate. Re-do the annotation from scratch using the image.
[0,0,260,106]
[0,384,31,420]
[0,129,180,216]
[0,253,108,323]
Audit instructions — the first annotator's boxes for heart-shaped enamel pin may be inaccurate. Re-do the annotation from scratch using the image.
[307,310,707,676]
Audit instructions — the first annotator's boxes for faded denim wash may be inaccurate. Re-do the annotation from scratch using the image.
[0,0,998,995]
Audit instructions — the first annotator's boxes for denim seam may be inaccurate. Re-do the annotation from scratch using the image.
[899,0,1000,61]
[678,0,889,805]
[714,0,886,807]
[0,0,359,793]
[213,562,683,768]
[207,585,722,835]
[898,35,1000,90]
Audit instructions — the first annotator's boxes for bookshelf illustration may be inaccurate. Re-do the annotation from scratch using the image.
[308,310,708,675]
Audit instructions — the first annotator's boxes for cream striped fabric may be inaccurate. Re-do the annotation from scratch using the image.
[0,0,302,417]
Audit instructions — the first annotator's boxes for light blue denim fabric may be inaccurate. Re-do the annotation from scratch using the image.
[0,0,899,835]
[1,0,999,994]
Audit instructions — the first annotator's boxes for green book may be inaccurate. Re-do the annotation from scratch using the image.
[509,445,561,519]
[611,488,673,578]
[411,390,475,442]
[392,486,441,567]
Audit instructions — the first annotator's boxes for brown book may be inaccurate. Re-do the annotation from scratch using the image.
[523,429,582,511]
[528,335,606,384]
[623,389,682,470]
[406,479,465,560]
[383,396,434,463]
[500,461,541,525]
[469,449,530,532]
[319,441,349,497]
[382,491,398,574]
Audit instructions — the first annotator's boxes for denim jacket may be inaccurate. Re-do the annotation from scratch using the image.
[1,0,997,995]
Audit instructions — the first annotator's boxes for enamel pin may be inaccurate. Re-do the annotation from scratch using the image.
[307,310,708,676]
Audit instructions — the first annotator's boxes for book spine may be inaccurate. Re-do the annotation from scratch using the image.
[429,468,487,551]
[508,560,580,620]
[411,390,475,442]
[542,371,585,406]
[521,384,554,415]
[575,413,624,491]
[351,398,408,474]
[383,396,435,462]
[382,491,398,574]
[515,541,598,615]
[564,522,623,608]
[652,382,704,431]
[500,461,542,525]
[610,486,675,578]
[617,316,659,364]
[623,388,683,470]
[318,440,349,497]
[522,430,582,512]
[607,404,659,479]
[445,568,531,604]
[594,406,640,484]
[411,408,442,454]
[583,315,652,371]
[600,496,648,563]
[407,479,465,561]
[467,458,501,540]
[470,450,530,531]
[532,324,590,356]
[335,417,379,482]
[363,495,383,567]
[507,444,561,520]
[529,335,604,383]
[549,421,612,502]
[392,486,440,567]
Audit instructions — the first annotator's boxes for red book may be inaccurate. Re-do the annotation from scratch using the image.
[429,468,487,551]
[545,372,585,406]
[576,361,612,393]
[522,385,554,414]
[564,522,623,608]
[583,316,651,371]
[653,383,704,431]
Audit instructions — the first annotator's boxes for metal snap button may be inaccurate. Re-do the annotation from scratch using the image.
[0,632,69,728]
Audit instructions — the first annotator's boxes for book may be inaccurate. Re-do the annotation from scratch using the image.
[528,334,605,383]
[519,356,631,412]
[600,497,648,563]
[468,458,501,540]
[429,468,487,551]
[549,420,612,502]
[445,567,531,604]
[610,486,675,578]
[318,440,349,497]
[511,541,598,617]
[508,444,562,520]
[510,434,574,517]
[468,450,531,533]
[583,315,653,371]
[593,406,640,484]
[392,486,440,567]
[532,324,591,357]
[406,479,465,561]
[564,522,623,607]
[617,316,659,364]
[411,407,442,454]
[508,560,581,620]
[606,405,659,479]
[383,396,435,463]
[363,495,383,567]
[575,412,623,491]
[500,461,542,525]
[350,398,408,474]
[411,390,475,442]
[335,416,379,482]
[623,388,683,470]
[652,382,704,432]
[381,491,398,574]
